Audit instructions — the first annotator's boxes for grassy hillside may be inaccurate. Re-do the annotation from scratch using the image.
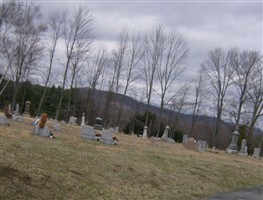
[0,114,262,200]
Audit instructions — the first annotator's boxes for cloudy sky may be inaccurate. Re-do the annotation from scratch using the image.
[31,0,262,110]
[36,0,262,79]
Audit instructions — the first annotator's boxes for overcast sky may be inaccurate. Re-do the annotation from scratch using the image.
[36,0,262,77]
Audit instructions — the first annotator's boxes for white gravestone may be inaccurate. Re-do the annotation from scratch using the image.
[252,148,261,159]
[183,134,189,144]
[81,113,85,126]
[161,126,170,140]
[238,139,248,157]
[15,104,19,114]
[68,116,77,126]
[142,126,148,138]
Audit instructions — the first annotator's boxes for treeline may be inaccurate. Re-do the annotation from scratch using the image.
[0,1,262,149]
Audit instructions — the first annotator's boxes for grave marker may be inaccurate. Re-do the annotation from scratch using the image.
[185,141,200,152]
[0,116,9,125]
[226,130,239,154]
[68,116,77,126]
[100,129,116,145]
[81,113,85,126]
[238,139,248,157]
[142,126,148,138]
[183,134,189,144]
[197,140,207,151]
[80,125,97,141]
[252,148,261,159]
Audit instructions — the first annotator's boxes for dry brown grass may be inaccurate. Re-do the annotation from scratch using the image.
[0,114,262,200]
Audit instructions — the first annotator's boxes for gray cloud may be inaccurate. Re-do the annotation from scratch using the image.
[35,0,262,84]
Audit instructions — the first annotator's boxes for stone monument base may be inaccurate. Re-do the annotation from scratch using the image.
[238,152,248,157]
[23,112,31,118]
[225,148,238,154]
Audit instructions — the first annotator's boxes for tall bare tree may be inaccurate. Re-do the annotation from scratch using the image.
[66,37,93,119]
[84,48,108,124]
[1,1,46,111]
[0,1,16,95]
[230,50,262,129]
[142,25,165,129]
[202,48,235,146]
[37,10,65,116]
[55,6,94,120]
[190,67,205,136]
[103,28,128,126]
[116,32,142,128]
[246,61,263,139]
[155,31,188,137]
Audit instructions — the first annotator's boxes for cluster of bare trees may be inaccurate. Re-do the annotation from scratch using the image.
[1,1,262,147]
[200,48,262,146]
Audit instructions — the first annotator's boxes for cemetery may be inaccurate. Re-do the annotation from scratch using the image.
[0,1,262,199]
[0,110,263,200]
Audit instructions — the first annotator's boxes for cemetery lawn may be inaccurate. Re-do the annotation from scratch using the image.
[0,117,263,200]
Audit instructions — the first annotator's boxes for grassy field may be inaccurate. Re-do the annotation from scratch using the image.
[0,115,262,200]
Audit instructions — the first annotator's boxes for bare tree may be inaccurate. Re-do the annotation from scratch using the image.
[155,31,188,137]
[202,48,235,147]
[246,61,263,139]
[37,10,64,116]
[102,28,129,126]
[116,32,142,128]
[1,2,46,111]
[84,48,108,124]
[190,68,205,136]
[230,50,262,129]
[55,6,94,120]
[167,83,191,137]
[0,1,17,95]
[142,25,165,129]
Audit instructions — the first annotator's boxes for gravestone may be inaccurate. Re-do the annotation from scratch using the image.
[100,129,116,145]
[197,140,207,151]
[23,101,31,117]
[114,127,119,133]
[14,104,20,114]
[238,139,248,157]
[226,130,239,154]
[142,126,148,138]
[33,125,51,137]
[183,134,189,144]
[80,125,97,141]
[94,117,103,130]
[8,104,12,114]
[53,122,61,132]
[188,137,195,142]
[0,116,9,125]
[61,120,66,124]
[252,148,261,159]
[81,113,85,126]
[68,116,77,126]
[185,141,200,152]
[161,126,170,140]
[166,138,176,144]
[15,116,23,122]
